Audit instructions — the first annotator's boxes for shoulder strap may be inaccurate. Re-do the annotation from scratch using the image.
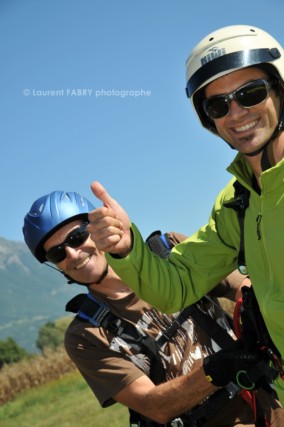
[66,292,113,327]
[156,299,234,350]
[224,180,250,274]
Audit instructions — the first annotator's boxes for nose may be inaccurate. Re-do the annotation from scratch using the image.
[228,99,248,118]
[65,245,80,259]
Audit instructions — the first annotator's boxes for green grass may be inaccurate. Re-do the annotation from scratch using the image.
[0,371,129,427]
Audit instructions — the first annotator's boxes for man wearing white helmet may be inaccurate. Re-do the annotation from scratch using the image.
[86,25,284,406]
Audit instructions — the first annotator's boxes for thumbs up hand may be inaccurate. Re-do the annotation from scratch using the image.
[87,181,132,256]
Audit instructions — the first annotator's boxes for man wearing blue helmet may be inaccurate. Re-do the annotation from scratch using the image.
[23,190,283,426]
[23,191,109,285]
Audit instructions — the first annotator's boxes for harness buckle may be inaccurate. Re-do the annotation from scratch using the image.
[225,381,240,399]
[170,418,184,427]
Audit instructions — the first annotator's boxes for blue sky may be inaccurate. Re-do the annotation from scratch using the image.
[1,0,284,242]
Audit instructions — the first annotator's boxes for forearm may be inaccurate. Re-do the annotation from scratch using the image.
[107,223,235,313]
[144,366,216,423]
[115,365,217,424]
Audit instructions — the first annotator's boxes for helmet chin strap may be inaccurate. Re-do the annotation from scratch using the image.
[45,262,109,287]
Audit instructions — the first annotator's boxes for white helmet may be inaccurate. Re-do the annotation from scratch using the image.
[185,25,284,134]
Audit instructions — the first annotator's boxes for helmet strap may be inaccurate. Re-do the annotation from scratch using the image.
[45,262,109,287]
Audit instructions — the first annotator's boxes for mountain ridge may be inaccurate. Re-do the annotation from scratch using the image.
[0,237,80,352]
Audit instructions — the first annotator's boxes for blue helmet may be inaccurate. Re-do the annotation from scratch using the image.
[23,191,95,263]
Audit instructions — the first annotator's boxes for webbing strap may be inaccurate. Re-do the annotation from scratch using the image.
[156,299,234,350]
[224,180,250,275]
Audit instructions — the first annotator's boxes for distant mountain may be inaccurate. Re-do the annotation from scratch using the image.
[0,237,80,352]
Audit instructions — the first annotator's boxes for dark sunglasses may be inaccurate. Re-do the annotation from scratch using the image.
[45,223,90,264]
[203,79,275,120]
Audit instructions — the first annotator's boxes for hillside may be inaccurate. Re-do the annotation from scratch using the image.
[0,237,80,352]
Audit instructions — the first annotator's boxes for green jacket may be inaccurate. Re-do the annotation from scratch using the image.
[106,152,284,404]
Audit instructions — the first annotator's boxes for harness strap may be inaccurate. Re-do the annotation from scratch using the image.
[66,292,115,327]
[224,180,250,275]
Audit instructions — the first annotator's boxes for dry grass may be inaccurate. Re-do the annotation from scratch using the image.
[0,346,76,406]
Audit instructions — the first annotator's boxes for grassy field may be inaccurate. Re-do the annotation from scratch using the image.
[0,371,129,427]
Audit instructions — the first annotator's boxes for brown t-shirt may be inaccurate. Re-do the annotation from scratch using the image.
[65,292,231,407]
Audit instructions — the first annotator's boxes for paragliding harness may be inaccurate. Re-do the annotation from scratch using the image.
[224,180,284,426]
[65,227,278,426]
[66,287,239,427]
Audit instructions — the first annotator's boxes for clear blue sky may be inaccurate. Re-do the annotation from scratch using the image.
[1,0,284,242]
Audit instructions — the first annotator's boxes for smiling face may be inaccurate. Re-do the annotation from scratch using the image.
[43,219,107,285]
[204,67,282,156]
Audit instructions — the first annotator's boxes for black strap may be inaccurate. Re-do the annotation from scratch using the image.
[156,298,234,350]
[181,385,239,427]
[224,180,250,274]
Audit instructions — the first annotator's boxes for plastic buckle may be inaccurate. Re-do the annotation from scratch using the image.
[225,381,240,399]
[171,418,184,427]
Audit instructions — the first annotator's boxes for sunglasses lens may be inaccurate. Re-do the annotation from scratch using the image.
[236,82,268,107]
[66,225,89,248]
[203,80,271,120]
[46,246,66,263]
[203,97,229,119]
[45,224,89,263]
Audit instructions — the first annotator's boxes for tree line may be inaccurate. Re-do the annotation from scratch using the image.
[0,316,72,368]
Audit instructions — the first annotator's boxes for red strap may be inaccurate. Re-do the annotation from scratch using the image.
[240,390,270,427]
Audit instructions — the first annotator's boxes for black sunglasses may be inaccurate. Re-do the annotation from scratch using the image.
[203,79,275,120]
[45,223,90,264]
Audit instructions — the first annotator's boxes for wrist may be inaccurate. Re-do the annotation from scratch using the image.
[110,229,133,259]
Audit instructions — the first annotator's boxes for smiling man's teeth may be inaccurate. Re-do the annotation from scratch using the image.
[235,120,257,132]
[76,257,90,270]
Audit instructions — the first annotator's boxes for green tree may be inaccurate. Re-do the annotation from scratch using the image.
[36,317,72,351]
[0,337,29,368]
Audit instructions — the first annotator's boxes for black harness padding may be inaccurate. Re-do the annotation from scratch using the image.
[146,230,172,259]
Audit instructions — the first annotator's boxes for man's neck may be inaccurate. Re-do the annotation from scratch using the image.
[244,133,284,187]
[89,270,132,300]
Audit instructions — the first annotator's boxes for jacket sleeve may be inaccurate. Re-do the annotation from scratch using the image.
[106,184,240,313]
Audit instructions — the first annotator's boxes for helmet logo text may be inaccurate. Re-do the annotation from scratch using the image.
[201,47,226,65]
